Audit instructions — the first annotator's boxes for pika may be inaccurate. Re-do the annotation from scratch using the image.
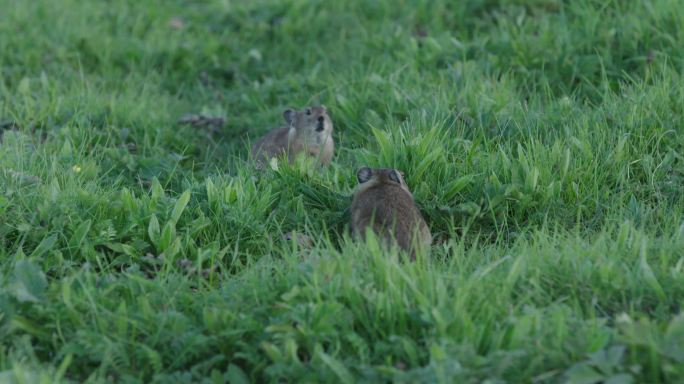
[350,167,432,259]
[251,106,334,168]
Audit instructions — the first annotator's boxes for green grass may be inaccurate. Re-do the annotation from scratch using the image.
[1,0,684,382]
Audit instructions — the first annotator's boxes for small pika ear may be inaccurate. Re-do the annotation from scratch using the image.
[283,108,296,125]
[389,170,402,183]
[357,167,372,184]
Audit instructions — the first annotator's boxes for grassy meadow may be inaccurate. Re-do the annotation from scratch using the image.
[2,0,684,382]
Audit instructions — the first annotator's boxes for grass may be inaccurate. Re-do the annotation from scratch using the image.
[1,0,684,382]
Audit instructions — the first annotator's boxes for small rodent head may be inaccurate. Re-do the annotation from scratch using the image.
[356,166,412,195]
[283,105,333,145]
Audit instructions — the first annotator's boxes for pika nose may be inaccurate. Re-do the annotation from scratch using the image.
[316,116,325,132]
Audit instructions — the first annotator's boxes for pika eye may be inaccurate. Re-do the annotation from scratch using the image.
[306,108,312,115]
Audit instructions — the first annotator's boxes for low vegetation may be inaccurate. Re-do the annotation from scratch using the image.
[1,0,683,382]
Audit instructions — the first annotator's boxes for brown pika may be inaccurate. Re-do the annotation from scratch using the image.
[350,167,432,259]
[251,106,334,168]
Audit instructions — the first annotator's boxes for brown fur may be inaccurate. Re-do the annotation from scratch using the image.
[350,167,432,259]
[251,106,334,168]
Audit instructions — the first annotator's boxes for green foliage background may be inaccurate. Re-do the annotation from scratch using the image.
[1,0,684,382]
